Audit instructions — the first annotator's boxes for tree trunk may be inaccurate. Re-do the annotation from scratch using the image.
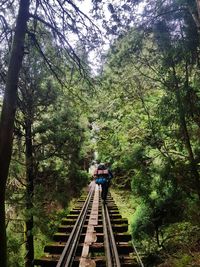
[172,66,200,199]
[196,0,200,22]
[0,182,6,267]
[188,1,200,29]
[24,118,34,267]
[0,1,30,266]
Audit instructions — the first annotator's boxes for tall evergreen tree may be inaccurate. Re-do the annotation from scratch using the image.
[0,1,99,265]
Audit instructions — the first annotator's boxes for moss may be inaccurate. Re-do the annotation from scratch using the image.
[173,254,192,267]
[110,188,138,232]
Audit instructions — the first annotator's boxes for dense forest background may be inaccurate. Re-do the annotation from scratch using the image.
[0,0,200,266]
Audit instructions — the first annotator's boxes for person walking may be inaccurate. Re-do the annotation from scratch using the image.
[94,163,113,204]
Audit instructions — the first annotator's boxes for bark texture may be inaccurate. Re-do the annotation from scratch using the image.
[25,118,34,267]
[0,1,30,266]
[196,0,200,21]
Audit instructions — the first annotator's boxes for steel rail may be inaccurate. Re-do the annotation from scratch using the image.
[56,186,94,267]
[105,204,121,267]
[102,204,112,267]
[102,203,121,267]
[132,242,144,267]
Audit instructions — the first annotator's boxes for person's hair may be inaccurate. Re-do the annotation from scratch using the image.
[98,163,106,170]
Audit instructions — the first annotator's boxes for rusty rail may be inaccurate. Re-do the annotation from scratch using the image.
[34,184,143,267]
[102,203,121,267]
[56,184,95,267]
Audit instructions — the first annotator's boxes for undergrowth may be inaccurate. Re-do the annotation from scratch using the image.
[111,187,200,266]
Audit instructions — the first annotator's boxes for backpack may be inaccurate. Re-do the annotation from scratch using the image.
[94,166,110,185]
[95,177,107,185]
[94,168,109,177]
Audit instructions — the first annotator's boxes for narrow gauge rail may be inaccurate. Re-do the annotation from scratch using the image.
[56,186,94,267]
[34,183,143,267]
[102,203,121,267]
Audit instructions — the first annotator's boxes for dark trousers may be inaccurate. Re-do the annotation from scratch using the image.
[101,181,110,200]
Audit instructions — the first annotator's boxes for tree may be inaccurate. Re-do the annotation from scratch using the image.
[18,46,59,266]
[0,2,30,265]
[0,0,99,265]
[89,1,200,259]
[4,43,91,265]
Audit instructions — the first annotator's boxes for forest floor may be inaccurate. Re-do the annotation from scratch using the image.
[33,186,200,267]
[111,188,138,232]
[111,187,200,267]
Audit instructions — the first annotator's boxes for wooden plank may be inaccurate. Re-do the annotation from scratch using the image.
[79,184,99,267]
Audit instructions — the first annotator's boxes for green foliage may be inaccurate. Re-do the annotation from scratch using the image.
[132,202,154,240]
[91,3,200,264]
[7,232,24,267]
[173,255,193,267]
[34,232,50,259]
[4,0,200,265]
[75,170,90,189]
[6,27,94,265]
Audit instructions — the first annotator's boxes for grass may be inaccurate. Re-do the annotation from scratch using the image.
[110,188,138,232]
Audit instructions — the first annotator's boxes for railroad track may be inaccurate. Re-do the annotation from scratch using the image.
[34,183,143,267]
